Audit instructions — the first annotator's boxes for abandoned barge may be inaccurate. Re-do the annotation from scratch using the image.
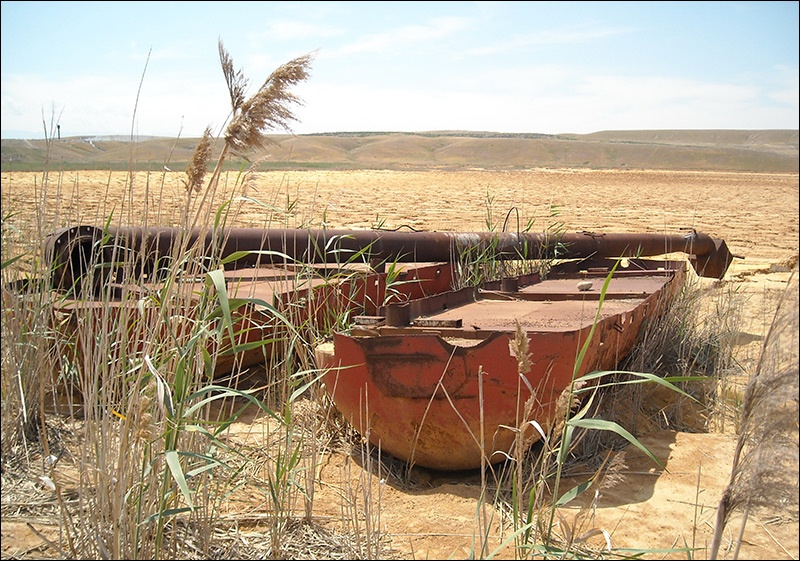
[39,225,735,470]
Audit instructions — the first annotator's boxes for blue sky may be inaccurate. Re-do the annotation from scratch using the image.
[1,1,798,139]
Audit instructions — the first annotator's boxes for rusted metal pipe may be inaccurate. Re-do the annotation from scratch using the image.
[43,225,736,293]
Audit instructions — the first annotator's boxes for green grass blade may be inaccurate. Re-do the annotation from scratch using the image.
[575,369,700,401]
[184,385,281,423]
[141,507,194,525]
[1,253,25,270]
[572,259,620,378]
[206,269,235,346]
[568,417,668,472]
[164,449,195,509]
[556,479,593,507]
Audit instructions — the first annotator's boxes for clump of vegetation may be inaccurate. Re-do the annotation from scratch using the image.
[2,39,339,560]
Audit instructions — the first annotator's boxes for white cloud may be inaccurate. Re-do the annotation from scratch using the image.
[1,72,230,138]
[327,16,474,57]
[292,68,799,135]
[252,20,346,42]
[446,63,575,95]
[580,75,759,104]
[465,23,634,56]
[768,86,800,107]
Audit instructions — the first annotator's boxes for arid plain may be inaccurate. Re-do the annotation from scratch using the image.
[1,165,798,559]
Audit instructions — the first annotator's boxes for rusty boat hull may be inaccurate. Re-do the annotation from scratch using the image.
[316,258,687,471]
[48,259,460,377]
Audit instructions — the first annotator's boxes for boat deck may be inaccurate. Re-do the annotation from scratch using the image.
[353,264,681,337]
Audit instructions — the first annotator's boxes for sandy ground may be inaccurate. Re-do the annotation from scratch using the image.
[1,169,798,559]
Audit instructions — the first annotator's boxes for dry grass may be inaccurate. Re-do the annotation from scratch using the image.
[710,266,799,559]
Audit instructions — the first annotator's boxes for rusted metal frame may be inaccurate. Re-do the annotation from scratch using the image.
[379,286,477,327]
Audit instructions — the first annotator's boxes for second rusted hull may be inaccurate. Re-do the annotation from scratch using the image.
[317,259,686,470]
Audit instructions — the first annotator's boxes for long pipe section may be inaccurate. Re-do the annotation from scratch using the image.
[44,226,735,291]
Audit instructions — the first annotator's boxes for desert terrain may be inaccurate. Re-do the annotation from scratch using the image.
[1,163,798,559]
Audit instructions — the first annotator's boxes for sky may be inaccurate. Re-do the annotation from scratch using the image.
[1,1,798,139]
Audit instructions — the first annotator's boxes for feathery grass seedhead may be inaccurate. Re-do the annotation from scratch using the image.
[219,39,247,114]
[239,156,269,198]
[511,319,532,376]
[183,126,214,194]
[224,52,315,155]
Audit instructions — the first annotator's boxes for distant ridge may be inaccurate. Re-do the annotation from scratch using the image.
[307,130,565,140]
[2,130,797,173]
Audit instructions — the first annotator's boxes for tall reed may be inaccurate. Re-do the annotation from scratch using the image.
[709,266,798,559]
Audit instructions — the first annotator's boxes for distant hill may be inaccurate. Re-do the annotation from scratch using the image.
[2,130,797,173]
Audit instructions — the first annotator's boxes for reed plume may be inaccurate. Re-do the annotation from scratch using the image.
[188,41,314,230]
[709,266,799,559]
[183,126,214,194]
[221,40,315,155]
[219,40,247,115]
